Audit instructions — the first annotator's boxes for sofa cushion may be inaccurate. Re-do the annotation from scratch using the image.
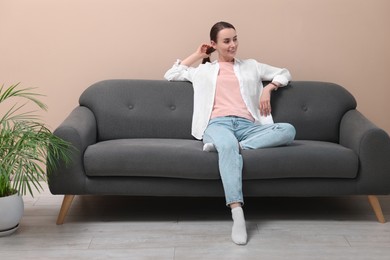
[242,140,358,179]
[84,139,358,180]
[79,80,194,141]
[84,139,219,179]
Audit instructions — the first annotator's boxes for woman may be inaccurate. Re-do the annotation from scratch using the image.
[164,21,296,245]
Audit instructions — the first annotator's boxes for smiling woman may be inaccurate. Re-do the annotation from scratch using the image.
[201,22,238,64]
[164,21,295,245]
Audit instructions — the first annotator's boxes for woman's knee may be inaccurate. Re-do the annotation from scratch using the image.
[280,123,296,144]
[216,140,240,152]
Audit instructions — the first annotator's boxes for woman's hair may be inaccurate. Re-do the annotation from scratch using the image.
[202,21,236,64]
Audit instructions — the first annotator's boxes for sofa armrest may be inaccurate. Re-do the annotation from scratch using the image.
[340,110,390,194]
[48,106,97,194]
[54,106,97,152]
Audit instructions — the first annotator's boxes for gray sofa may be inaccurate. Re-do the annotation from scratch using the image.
[48,80,390,224]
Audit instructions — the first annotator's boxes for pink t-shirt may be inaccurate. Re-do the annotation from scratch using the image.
[210,62,255,121]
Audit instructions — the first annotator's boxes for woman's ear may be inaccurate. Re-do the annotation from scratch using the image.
[211,41,217,48]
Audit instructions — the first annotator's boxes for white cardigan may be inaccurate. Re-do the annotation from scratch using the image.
[164,58,291,140]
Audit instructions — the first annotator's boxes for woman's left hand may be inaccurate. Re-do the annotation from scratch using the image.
[260,84,277,116]
[259,90,272,116]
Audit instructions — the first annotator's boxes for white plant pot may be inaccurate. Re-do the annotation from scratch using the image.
[0,193,24,236]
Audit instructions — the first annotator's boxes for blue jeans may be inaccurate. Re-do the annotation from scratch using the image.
[203,116,296,206]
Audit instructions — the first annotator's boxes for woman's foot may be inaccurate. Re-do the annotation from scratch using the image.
[203,143,216,152]
[231,207,247,245]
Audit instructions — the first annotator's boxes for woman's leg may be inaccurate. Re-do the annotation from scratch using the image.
[203,118,247,245]
[203,120,244,206]
[239,122,296,150]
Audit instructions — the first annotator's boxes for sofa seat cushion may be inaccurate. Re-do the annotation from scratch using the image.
[84,139,219,179]
[84,139,358,180]
[242,140,358,179]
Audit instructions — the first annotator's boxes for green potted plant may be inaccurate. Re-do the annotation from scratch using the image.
[0,83,72,236]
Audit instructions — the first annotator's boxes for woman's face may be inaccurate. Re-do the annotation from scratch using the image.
[212,28,238,62]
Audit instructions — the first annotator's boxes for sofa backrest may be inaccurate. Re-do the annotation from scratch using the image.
[271,81,356,142]
[79,80,356,142]
[79,80,194,141]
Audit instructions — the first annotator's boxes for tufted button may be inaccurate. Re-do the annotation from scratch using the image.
[302,105,308,112]
[128,105,134,109]
[170,105,176,110]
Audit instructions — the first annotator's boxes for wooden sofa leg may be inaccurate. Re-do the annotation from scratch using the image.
[368,195,386,223]
[56,195,75,225]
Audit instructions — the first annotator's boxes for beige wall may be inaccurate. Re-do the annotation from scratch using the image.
[1,0,389,134]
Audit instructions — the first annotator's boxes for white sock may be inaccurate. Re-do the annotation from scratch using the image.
[231,207,247,245]
[203,143,216,152]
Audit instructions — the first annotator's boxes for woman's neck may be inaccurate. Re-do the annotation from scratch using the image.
[218,57,235,63]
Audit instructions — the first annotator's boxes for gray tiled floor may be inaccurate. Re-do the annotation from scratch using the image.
[1,183,390,259]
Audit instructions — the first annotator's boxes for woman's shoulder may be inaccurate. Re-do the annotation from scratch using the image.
[195,61,218,72]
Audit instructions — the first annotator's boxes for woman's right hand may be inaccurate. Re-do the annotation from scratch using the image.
[181,43,214,66]
[197,43,214,58]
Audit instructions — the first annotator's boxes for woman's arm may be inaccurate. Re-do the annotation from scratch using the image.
[260,63,291,86]
[181,43,211,66]
[258,63,291,116]
[260,83,280,116]
[164,44,212,81]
